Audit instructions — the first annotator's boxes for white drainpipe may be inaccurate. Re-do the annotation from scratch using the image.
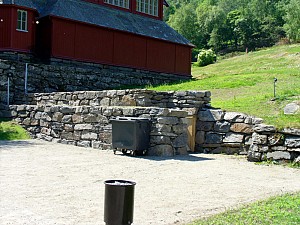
[7,77,10,106]
[25,63,28,95]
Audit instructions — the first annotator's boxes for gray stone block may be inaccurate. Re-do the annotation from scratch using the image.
[77,141,91,148]
[285,136,300,148]
[176,146,188,155]
[167,109,188,117]
[223,133,244,143]
[172,124,186,134]
[61,131,74,140]
[258,146,269,153]
[195,131,205,145]
[282,128,300,136]
[196,121,214,131]
[157,117,178,125]
[245,116,263,125]
[267,151,291,160]
[214,121,231,132]
[154,124,172,133]
[173,133,188,148]
[81,131,97,140]
[224,112,246,122]
[287,148,300,152]
[62,115,72,123]
[205,132,223,144]
[198,109,224,122]
[252,133,268,145]
[253,124,276,133]
[247,151,262,162]
[60,106,75,114]
[150,136,171,145]
[74,124,93,130]
[271,146,287,151]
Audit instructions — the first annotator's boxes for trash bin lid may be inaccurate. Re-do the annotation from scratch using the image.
[104,180,136,186]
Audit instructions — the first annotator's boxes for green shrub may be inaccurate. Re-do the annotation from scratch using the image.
[196,49,217,67]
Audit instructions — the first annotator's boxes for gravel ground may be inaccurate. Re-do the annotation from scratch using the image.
[0,140,300,225]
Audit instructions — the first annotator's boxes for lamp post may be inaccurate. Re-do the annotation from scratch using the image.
[273,77,277,99]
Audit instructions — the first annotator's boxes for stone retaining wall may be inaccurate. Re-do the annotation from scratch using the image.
[248,126,300,162]
[28,90,211,109]
[2,88,299,161]
[9,104,189,156]
[196,108,300,163]
[0,57,191,105]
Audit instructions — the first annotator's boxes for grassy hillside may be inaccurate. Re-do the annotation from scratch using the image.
[150,44,300,128]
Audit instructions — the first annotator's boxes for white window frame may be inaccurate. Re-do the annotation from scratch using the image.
[136,0,158,17]
[104,0,130,9]
[17,9,28,32]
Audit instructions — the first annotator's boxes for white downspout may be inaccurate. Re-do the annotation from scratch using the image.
[7,77,10,106]
[25,63,28,95]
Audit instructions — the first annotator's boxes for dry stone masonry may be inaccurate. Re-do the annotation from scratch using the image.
[27,89,211,109]
[6,90,211,156]
[1,88,299,161]
[9,105,189,156]
[0,56,190,106]
[196,108,300,163]
[248,126,300,162]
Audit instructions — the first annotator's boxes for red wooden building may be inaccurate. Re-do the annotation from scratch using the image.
[0,0,37,53]
[0,0,193,76]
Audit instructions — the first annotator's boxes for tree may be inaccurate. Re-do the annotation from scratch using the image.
[166,0,294,52]
[168,3,200,46]
[284,0,300,42]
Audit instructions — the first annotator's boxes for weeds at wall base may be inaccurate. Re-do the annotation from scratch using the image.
[255,160,300,169]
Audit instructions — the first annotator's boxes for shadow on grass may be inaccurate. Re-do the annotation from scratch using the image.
[116,77,197,90]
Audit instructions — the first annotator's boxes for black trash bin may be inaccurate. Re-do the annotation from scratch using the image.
[104,180,136,225]
[110,117,151,156]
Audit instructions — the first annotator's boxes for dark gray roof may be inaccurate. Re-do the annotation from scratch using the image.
[1,0,37,9]
[38,0,193,46]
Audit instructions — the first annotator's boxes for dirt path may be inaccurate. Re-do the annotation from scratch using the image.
[1,140,299,225]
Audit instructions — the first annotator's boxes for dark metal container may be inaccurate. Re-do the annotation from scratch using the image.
[104,180,136,225]
[110,117,151,155]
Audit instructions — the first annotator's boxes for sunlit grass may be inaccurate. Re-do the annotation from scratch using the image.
[150,44,300,128]
[0,119,30,140]
[189,192,300,225]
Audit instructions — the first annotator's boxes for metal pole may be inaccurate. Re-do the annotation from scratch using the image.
[25,63,28,95]
[7,77,10,106]
[274,78,277,98]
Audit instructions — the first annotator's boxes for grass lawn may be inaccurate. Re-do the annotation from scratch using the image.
[189,192,300,225]
[0,119,30,140]
[150,44,300,128]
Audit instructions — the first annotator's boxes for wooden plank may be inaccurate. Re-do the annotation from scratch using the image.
[184,115,196,152]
